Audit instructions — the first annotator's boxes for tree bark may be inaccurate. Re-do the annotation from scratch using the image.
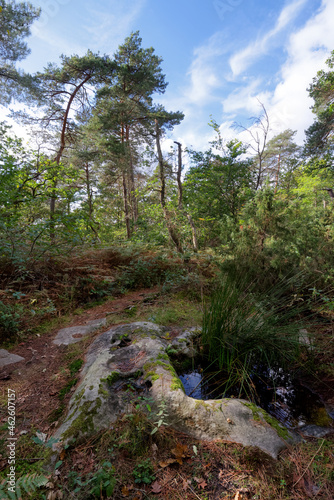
[174,140,198,252]
[122,169,131,239]
[156,120,183,253]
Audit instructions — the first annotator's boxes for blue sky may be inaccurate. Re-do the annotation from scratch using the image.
[3,0,334,151]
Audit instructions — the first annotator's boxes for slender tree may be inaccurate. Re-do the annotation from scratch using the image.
[14,51,116,239]
[91,32,183,238]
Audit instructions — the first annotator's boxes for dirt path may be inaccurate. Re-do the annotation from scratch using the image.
[0,287,160,470]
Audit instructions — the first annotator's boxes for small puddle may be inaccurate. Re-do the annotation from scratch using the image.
[179,366,333,430]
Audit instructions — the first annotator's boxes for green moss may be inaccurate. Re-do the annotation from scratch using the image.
[243,402,292,441]
[143,361,155,372]
[62,398,102,440]
[157,352,169,361]
[144,371,160,381]
[310,407,333,427]
[73,388,85,403]
[171,377,185,392]
[155,360,175,372]
[89,385,94,390]
[102,371,121,386]
[98,386,109,398]
[195,399,210,410]
[69,359,84,376]
[59,378,78,401]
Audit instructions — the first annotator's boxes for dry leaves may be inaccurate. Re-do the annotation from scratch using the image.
[121,484,132,497]
[171,442,190,464]
[151,480,162,493]
[193,476,207,489]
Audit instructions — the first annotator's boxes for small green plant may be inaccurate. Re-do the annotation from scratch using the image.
[66,462,116,498]
[86,461,116,498]
[150,399,169,435]
[69,358,84,376]
[133,458,155,484]
[58,378,78,401]
[31,433,59,449]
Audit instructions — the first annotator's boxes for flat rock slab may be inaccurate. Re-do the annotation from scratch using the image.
[52,322,297,459]
[53,318,107,346]
[0,349,24,368]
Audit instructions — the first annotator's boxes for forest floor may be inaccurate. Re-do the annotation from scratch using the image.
[0,248,333,499]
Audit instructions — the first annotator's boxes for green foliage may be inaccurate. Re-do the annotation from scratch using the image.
[150,399,168,435]
[184,140,253,246]
[69,359,84,376]
[0,300,22,341]
[133,458,155,484]
[86,461,116,498]
[0,0,41,104]
[116,254,185,290]
[0,473,48,499]
[67,462,116,498]
[305,50,334,158]
[202,272,306,396]
[0,124,92,266]
[58,378,78,401]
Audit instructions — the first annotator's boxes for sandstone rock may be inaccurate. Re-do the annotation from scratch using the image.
[52,322,296,458]
[0,349,24,368]
[53,318,107,346]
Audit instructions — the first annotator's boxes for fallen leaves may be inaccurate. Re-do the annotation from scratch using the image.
[193,476,207,489]
[121,484,133,497]
[150,480,162,494]
[170,442,190,464]
[159,458,177,468]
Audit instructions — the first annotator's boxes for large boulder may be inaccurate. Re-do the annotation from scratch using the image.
[53,322,296,458]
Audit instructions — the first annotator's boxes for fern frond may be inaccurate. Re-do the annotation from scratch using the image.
[0,473,48,499]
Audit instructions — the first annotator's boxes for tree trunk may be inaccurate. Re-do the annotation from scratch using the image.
[122,169,131,239]
[187,214,198,253]
[174,140,198,252]
[156,120,183,254]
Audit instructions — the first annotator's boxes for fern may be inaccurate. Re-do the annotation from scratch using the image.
[0,473,48,499]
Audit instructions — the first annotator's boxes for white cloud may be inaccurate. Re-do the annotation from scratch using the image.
[185,32,230,105]
[229,0,308,77]
[268,0,334,142]
[220,0,334,145]
[84,0,147,54]
[223,78,269,115]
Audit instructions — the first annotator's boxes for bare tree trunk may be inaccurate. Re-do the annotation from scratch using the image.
[174,140,198,252]
[174,141,183,210]
[126,127,138,225]
[122,169,131,239]
[187,214,198,253]
[156,121,183,254]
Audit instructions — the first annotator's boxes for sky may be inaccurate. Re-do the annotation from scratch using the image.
[2,0,334,152]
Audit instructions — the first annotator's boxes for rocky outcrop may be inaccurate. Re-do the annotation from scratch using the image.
[53,318,107,345]
[53,322,296,458]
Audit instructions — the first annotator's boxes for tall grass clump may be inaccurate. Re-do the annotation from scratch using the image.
[201,272,309,397]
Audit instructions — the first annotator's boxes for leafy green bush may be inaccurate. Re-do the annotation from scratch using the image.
[133,458,155,484]
[0,301,23,341]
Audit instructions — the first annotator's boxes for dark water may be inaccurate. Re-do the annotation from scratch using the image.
[179,367,333,430]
